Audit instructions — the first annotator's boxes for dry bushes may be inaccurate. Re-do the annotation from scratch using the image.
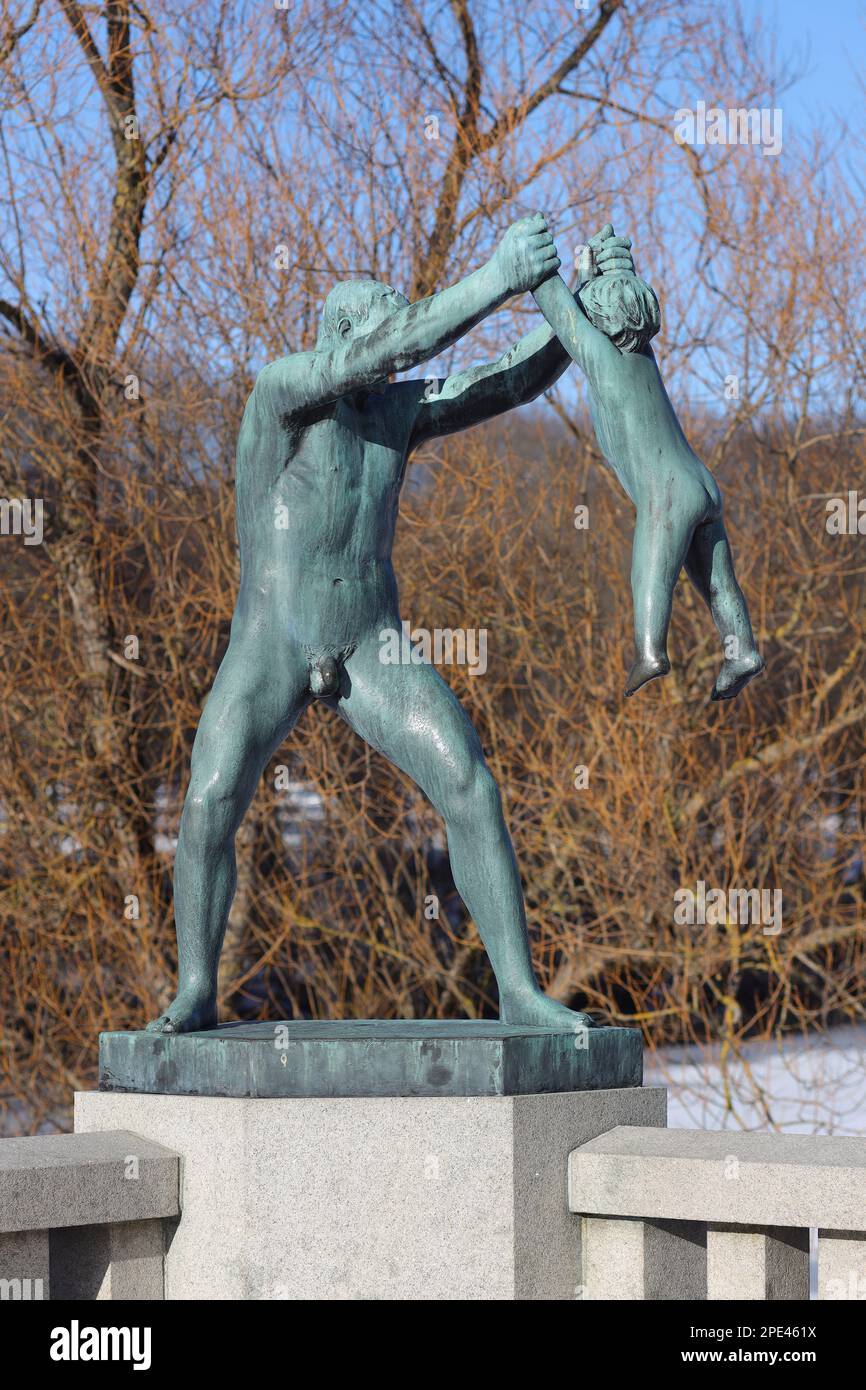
[1,0,864,1133]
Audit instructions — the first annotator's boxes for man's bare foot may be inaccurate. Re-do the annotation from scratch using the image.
[146,988,217,1034]
[500,989,597,1032]
[625,652,670,697]
[711,651,765,702]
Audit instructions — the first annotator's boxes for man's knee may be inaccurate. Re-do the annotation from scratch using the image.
[438,761,502,828]
[180,772,247,852]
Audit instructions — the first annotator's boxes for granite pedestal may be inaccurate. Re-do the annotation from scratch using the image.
[80,1020,662,1300]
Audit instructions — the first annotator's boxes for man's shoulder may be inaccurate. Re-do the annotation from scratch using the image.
[254,350,309,392]
[252,350,329,418]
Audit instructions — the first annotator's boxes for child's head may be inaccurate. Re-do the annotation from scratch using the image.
[579,271,660,353]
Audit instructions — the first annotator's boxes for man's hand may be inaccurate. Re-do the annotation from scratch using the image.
[491,213,561,296]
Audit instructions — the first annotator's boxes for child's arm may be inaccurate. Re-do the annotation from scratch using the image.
[532,272,621,390]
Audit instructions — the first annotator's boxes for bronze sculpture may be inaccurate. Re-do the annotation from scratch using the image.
[148,216,634,1035]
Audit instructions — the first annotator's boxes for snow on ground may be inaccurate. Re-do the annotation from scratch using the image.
[646,1023,866,1134]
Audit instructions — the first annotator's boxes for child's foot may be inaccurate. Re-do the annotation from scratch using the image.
[711,651,765,701]
[625,653,670,697]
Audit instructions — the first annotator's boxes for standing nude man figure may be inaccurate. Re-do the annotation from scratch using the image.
[148,216,633,1035]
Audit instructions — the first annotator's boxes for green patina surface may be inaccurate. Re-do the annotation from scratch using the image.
[138,215,759,1081]
[100,1021,642,1099]
[147,218,634,1043]
[532,260,762,701]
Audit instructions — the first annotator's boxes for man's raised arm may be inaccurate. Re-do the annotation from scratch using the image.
[408,315,572,446]
[409,227,633,446]
[256,214,560,416]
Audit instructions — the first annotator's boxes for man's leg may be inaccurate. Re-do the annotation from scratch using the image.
[684,518,764,700]
[338,637,592,1029]
[148,635,310,1033]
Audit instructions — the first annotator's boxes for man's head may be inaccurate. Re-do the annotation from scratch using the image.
[317,279,409,349]
[579,270,660,353]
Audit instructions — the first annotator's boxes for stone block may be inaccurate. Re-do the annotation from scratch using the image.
[50,1220,166,1300]
[707,1224,809,1300]
[0,1130,180,1233]
[569,1125,866,1231]
[76,1085,665,1300]
[0,1229,48,1301]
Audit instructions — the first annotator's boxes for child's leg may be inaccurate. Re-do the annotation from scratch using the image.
[626,500,698,696]
[684,518,764,700]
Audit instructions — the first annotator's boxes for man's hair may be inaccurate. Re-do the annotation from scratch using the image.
[317,279,406,346]
[579,271,660,353]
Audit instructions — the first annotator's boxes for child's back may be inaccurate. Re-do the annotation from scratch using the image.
[586,340,721,518]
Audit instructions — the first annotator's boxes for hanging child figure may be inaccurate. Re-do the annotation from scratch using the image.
[534,226,764,700]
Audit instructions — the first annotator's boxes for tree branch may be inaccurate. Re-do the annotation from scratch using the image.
[681,696,866,822]
[410,0,625,298]
[59,0,149,365]
[0,0,43,64]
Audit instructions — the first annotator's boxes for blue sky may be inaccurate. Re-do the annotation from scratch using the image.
[747,0,863,130]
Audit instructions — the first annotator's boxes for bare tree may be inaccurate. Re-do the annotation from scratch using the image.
[1,0,863,1134]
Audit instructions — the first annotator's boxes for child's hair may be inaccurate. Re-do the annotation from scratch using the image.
[579,271,660,353]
